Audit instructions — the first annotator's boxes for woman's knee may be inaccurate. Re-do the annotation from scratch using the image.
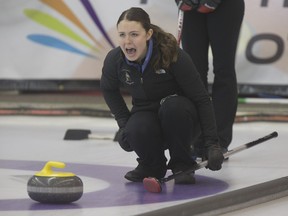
[125,112,162,142]
[159,95,198,121]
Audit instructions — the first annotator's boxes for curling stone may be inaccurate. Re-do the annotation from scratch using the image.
[27,161,83,204]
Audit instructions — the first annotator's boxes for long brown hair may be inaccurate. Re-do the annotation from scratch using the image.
[117,7,178,70]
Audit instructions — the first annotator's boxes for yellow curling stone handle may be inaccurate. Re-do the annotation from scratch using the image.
[35,161,76,177]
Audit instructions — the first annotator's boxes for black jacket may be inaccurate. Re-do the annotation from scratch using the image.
[100,45,218,146]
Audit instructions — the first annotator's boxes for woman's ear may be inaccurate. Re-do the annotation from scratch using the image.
[147,29,153,40]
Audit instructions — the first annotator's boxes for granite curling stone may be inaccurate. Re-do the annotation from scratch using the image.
[27,161,83,204]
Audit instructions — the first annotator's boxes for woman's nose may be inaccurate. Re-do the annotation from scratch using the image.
[124,35,132,43]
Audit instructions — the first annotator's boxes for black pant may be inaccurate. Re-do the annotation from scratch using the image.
[182,0,245,148]
[125,96,199,172]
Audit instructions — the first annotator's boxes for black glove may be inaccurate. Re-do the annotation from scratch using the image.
[204,144,224,171]
[175,0,199,11]
[198,0,221,13]
[114,128,133,152]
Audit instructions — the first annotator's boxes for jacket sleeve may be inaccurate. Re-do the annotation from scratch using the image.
[171,48,219,147]
[100,49,130,128]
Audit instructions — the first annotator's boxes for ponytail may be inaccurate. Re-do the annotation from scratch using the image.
[150,24,178,70]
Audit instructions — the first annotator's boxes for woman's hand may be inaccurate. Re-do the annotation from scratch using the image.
[114,128,133,152]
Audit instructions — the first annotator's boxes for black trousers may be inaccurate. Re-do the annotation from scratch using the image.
[182,0,245,148]
[125,96,199,171]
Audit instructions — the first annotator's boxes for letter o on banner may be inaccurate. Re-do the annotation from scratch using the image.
[246,33,284,64]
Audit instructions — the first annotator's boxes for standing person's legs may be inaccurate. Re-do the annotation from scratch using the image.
[159,95,199,184]
[181,11,211,154]
[124,111,167,182]
[208,0,245,150]
[182,11,210,88]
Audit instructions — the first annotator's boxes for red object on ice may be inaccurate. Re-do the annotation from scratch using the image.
[143,177,162,193]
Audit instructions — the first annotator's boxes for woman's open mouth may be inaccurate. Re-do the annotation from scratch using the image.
[126,48,136,56]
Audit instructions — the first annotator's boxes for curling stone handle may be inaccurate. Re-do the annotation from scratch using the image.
[45,161,66,170]
[35,161,75,177]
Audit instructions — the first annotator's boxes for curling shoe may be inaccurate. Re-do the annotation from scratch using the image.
[124,168,146,182]
[124,164,166,182]
[172,169,196,185]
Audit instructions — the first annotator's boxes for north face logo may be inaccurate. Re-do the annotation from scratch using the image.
[155,69,166,74]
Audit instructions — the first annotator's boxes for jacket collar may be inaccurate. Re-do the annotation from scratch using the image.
[125,39,153,73]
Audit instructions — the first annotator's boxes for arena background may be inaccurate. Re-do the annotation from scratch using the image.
[1,2,288,215]
[0,0,287,96]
